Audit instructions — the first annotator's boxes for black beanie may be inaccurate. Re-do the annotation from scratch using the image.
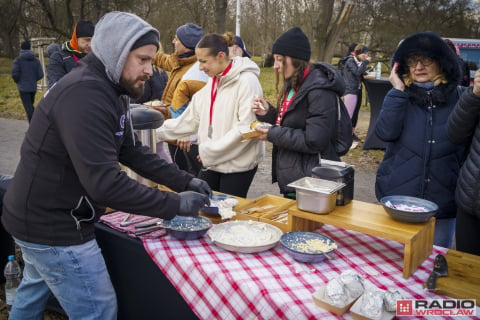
[21,41,31,50]
[130,30,160,51]
[76,20,95,38]
[272,27,311,62]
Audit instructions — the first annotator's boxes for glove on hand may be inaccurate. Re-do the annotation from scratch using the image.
[187,178,212,198]
[178,191,210,217]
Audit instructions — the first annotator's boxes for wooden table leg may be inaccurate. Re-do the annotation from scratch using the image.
[402,218,435,278]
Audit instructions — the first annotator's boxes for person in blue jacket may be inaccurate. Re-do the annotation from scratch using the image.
[375,31,465,248]
[11,41,44,122]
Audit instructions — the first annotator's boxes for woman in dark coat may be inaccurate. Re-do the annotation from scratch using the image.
[252,27,345,197]
[447,69,480,255]
[375,31,465,248]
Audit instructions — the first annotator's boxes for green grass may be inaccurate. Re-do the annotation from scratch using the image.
[0,57,279,120]
[0,58,30,119]
[0,57,364,120]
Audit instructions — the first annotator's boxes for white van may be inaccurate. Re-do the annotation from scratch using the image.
[447,38,480,81]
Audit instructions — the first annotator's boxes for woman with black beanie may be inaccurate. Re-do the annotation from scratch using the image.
[252,27,345,198]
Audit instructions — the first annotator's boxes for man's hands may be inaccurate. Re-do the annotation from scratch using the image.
[186,178,212,198]
[178,191,210,217]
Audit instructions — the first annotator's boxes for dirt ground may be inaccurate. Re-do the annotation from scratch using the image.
[0,108,384,319]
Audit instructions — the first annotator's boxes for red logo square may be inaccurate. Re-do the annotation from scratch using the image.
[397,300,413,316]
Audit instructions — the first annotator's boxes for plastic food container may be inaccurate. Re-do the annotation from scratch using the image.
[288,177,345,214]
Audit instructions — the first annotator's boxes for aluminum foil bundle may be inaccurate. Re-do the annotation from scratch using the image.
[325,278,348,307]
[359,290,384,319]
[384,289,403,312]
[339,270,364,299]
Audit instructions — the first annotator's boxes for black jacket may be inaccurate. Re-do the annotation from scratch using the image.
[46,42,85,88]
[2,54,194,246]
[258,63,345,194]
[11,50,44,92]
[342,56,369,95]
[447,87,480,218]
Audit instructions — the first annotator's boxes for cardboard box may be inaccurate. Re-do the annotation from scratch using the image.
[350,290,395,320]
[240,127,263,139]
[235,194,295,218]
[258,210,290,233]
[312,286,358,316]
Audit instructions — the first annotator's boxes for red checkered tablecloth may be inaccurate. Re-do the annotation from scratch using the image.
[142,221,479,320]
[100,212,478,319]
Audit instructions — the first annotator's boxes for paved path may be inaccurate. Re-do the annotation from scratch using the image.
[0,116,377,203]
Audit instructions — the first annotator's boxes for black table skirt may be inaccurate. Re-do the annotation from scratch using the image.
[95,223,198,320]
[363,78,392,150]
[47,223,199,320]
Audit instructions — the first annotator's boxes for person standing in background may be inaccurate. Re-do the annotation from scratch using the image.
[47,19,94,88]
[375,31,465,248]
[229,35,251,58]
[341,44,371,142]
[153,23,207,174]
[11,41,44,123]
[447,69,480,255]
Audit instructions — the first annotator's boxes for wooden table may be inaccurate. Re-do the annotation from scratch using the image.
[288,200,434,278]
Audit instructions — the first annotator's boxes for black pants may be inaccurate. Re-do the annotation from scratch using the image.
[19,91,36,122]
[198,166,258,198]
[168,144,202,177]
[455,208,480,255]
[351,87,362,128]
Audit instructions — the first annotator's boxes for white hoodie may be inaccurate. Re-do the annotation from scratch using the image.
[157,56,265,173]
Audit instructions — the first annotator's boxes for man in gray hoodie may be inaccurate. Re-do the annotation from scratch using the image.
[2,11,210,319]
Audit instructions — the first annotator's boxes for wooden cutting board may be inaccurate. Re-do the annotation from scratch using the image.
[432,250,480,305]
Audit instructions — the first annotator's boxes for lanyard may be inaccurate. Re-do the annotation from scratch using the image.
[275,66,310,125]
[208,61,232,138]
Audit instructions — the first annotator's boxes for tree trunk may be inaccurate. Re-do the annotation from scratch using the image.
[215,0,228,33]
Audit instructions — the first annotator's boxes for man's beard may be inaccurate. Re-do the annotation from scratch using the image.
[120,75,148,100]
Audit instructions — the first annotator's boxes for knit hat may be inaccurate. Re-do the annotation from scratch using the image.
[272,27,311,62]
[392,31,461,85]
[176,23,203,50]
[21,41,31,50]
[235,36,251,58]
[130,30,159,51]
[76,20,95,38]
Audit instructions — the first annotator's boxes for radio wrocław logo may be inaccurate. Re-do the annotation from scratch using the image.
[397,299,476,317]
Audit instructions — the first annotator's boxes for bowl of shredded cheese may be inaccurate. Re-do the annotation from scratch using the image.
[280,231,337,263]
[380,195,438,224]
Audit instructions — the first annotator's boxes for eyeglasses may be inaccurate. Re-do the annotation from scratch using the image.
[406,56,435,68]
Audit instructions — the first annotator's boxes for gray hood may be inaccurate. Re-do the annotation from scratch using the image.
[91,11,159,84]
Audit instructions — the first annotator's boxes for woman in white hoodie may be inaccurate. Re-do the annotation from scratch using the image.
[157,32,264,197]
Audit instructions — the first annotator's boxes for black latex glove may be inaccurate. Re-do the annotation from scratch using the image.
[178,191,210,217]
[186,178,212,198]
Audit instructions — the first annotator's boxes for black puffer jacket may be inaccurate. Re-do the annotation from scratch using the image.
[447,87,480,218]
[46,41,86,88]
[257,63,345,194]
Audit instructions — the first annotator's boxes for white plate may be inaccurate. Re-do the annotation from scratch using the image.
[207,220,283,253]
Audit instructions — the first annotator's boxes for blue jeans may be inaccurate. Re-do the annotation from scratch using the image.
[433,218,456,248]
[10,238,117,320]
